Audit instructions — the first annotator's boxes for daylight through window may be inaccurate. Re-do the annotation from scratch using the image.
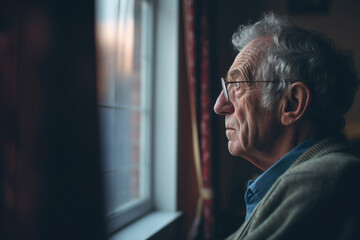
[96,0,153,232]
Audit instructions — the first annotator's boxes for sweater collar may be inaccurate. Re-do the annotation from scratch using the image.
[246,137,319,207]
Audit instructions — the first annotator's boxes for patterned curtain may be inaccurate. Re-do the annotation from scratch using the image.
[183,0,214,239]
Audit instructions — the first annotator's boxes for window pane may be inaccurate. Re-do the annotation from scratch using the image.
[96,0,152,226]
[98,107,115,172]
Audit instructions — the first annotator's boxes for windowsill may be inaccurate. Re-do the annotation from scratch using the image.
[109,211,182,240]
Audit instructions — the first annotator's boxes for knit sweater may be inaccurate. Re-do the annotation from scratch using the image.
[227,135,360,240]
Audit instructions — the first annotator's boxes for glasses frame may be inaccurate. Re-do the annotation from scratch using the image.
[221,77,287,103]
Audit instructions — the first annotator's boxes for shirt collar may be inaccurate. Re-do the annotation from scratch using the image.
[247,137,319,202]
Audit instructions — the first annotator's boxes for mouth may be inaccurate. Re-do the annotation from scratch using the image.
[225,128,235,140]
[225,128,236,136]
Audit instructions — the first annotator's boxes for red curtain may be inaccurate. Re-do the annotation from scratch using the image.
[183,0,214,239]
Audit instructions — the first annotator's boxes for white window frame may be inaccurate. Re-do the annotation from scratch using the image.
[152,0,179,212]
[109,0,180,238]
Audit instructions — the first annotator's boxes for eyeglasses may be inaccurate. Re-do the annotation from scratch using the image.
[221,77,284,103]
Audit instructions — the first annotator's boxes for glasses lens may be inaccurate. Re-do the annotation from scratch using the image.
[221,78,229,102]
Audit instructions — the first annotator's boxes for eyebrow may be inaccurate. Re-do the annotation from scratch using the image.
[226,69,241,82]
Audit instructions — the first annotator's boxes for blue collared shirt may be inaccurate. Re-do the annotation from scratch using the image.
[244,137,318,221]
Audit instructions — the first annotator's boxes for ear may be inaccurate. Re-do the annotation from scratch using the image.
[280,82,311,126]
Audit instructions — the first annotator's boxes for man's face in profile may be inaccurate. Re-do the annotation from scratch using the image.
[214,38,281,166]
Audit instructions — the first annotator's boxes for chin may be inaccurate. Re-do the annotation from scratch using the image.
[228,141,245,157]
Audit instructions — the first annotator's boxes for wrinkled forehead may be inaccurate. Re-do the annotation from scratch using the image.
[228,36,273,81]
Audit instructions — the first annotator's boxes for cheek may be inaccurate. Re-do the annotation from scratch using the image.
[256,111,280,143]
[235,96,259,147]
[234,94,250,121]
[235,96,258,126]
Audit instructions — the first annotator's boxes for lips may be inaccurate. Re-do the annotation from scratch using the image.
[226,116,238,131]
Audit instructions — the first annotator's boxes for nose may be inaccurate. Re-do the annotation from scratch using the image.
[214,90,234,115]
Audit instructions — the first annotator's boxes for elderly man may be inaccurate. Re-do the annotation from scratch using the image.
[214,13,360,239]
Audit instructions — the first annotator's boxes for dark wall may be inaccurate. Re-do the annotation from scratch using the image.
[0,1,105,239]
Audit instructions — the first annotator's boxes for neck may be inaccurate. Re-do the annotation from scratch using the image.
[243,124,314,171]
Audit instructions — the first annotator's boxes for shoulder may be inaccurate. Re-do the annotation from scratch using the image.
[257,135,360,218]
[277,137,360,199]
[282,135,360,179]
[283,141,360,182]
[245,139,360,239]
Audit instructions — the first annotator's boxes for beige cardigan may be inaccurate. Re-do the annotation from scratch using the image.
[227,136,360,240]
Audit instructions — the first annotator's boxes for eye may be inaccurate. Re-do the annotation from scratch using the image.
[235,83,240,87]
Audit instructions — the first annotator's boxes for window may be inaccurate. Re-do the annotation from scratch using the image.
[96,0,153,233]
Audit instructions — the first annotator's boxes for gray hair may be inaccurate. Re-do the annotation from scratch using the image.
[232,12,359,136]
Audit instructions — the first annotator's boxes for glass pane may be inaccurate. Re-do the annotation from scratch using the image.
[96,0,118,106]
[98,107,116,172]
[114,109,144,203]
[96,0,151,221]
[115,109,132,169]
[112,0,142,108]
[103,167,143,215]
[130,167,140,200]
